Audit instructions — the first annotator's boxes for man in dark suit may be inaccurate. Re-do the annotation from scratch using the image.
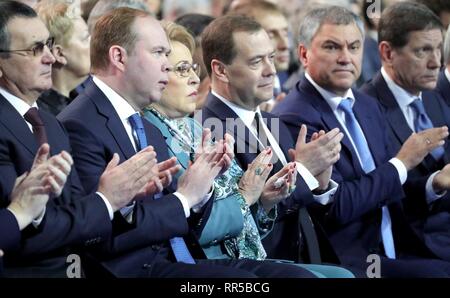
[360,2,450,262]
[59,7,317,278]
[272,5,450,277]
[199,14,362,277]
[0,0,165,277]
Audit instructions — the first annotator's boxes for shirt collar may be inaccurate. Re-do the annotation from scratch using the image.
[304,72,355,111]
[445,68,450,84]
[381,67,422,108]
[92,76,137,121]
[211,90,261,128]
[0,87,38,117]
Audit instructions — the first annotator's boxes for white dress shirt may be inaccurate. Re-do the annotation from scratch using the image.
[93,76,209,218]
[380,68,445,204]
[212,90,338,204]
[0,86,114,225]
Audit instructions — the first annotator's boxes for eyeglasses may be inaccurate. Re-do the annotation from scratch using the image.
[172,61,200,78]
[0,37,55,57]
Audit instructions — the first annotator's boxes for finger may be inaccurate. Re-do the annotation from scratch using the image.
[47,175,63,195]
[48,155,72,176]
[311,132,319,141]
[201,128,212,152]
[261,163,273,180]
[296,124,307,149]
[159,170,173,187]
[47,164,68,187]
[14,172,28,188]
[59,150,74,166]
[105,153,120,171]
[158,157,178,172]
[138,145,155,154]
[32,143,50,170]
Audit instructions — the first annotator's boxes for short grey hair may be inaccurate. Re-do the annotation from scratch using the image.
[445,24,450,65]
[87,0,150,33]
[297,5,365,48]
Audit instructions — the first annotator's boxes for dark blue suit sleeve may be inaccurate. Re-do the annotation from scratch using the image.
[0,209,20,253]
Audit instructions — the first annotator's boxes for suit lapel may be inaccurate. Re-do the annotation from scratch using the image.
[204,94,261,162]
[84,83,136,160]
[0,95,38,156]
[299,78,363,173]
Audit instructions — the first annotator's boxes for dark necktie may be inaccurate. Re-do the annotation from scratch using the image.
[24,107,48,145]
[410,98,445,161]
[128,113,196,264]
[338,98,395,258]
[253,112,321,263]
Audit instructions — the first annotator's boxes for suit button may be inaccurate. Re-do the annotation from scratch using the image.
[151,245,160,250]
[142,264,151,269]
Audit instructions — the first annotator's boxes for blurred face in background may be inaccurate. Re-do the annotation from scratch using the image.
[253,10,290,72]
[63,17,91,78]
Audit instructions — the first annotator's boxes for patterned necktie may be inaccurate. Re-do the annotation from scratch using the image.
[24,107,48,146]
[339,98,396,259]
[128,113,196,264]
[410,98,445,161]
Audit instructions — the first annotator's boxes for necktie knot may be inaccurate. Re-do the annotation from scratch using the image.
[129,113,144,130]
[24,107,44,126]
[338,97,353,115]
[410,98,426,116]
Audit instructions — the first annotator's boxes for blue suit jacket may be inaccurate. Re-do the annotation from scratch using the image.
[201,93,340,263]
[0,94,112,276]
[435,70,450,107]
[0,209,20,252]
[58,81,208,277]
[361,71,450,261]
[272,76,435,259]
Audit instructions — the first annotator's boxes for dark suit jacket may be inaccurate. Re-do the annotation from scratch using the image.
[272,76,435,259]
[0,209,20,252]
[201,93,339,263]
[58,80,208,277]
[360,71,450,261]
[0,94,112,276]
[436,70,450,107]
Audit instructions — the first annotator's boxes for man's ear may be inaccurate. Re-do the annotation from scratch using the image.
[108,45,127,72]
[52,44,67,66]
[379,41,395,66]
[298,44,309,68]
[211,59,229,83]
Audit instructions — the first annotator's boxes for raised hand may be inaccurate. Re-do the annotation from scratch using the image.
[97,146,158,211]
[288,125,343,176]
[238,148,273,206]
[396,126,448,170]
[260,162,297,212]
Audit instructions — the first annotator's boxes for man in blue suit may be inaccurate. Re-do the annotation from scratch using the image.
[59,7,317,278]
[0,0,163,277]
[360,2,450,262]
[272,5,450,277]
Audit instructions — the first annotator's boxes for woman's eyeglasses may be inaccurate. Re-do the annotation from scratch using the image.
[0,37,55,57]
[173,61,200,78]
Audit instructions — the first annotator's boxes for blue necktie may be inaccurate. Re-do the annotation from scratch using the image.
[128,113,196,264]
[410,98,444,161]
[339,98,396,259]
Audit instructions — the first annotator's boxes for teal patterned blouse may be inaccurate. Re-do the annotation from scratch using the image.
[143,107,276,260]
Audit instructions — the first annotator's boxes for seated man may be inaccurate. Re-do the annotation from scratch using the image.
[360,1,450,262]
[272,5,450,277]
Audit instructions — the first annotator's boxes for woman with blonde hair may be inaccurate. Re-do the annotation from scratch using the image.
[36,0,91,115]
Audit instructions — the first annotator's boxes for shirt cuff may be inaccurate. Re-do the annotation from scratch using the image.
[313,179,338,205]
[173,191,191,218]
[389,158,408,185]
[29,206,46,228]
[426,171,447,205]
[95,191,115,220]
[295,161,319,190]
